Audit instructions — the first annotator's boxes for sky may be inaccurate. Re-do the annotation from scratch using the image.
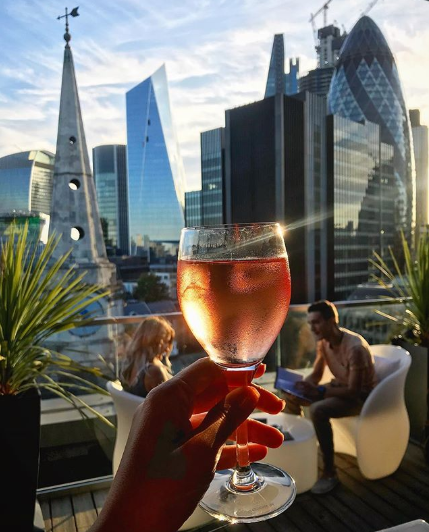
[0,0,428,191]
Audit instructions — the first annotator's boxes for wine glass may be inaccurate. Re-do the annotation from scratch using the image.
[177,223,295,523]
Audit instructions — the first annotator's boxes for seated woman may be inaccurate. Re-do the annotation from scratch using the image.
[121,316,175,397]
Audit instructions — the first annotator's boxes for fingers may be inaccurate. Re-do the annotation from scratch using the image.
[247,419,284,448]
[190,415,284,449]
[175,357,225,398]
[186,387,260,460]
[192,379,285,416]
[148,358,227,419]
[252,383,285,414]
[192,363,266,414]
[253,363,266,379]
[216,444,268,470]
[226,419,284,448]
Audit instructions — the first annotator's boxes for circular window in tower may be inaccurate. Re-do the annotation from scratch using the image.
[71,227,85,241]
[69,136,77,145]
[69,179,81,190]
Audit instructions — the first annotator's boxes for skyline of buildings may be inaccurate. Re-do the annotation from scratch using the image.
[0,14,427,307]
[188,15,425,303]
[218,91,399,303]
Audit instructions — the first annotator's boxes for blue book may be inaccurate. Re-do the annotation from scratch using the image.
[275,367,314,402]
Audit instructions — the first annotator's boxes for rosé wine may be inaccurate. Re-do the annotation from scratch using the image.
[177,257,291,368]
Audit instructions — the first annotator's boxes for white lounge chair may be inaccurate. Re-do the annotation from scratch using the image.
[320,344,411,479]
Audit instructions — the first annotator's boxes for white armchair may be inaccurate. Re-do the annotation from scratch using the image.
[319,344,411,479]
[106,381,214,531]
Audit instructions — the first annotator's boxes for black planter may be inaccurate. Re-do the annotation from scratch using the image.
[0,387,41,531]
[393,337,429,458]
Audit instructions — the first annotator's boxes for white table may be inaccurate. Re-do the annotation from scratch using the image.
[377,521,429,531]
[251,412,318,494]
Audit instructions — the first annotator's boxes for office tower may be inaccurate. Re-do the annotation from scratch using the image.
[265,35,284,97]
[286,59,300,96]
[317,25,346,68]
[264,34,299,98]
[201,128,225,225]
[0,150,54,214]
[225,92,328,303]
[225,91,397,301]
[299,25,346,97]
[328,16,415,237]
[299,67,335,97]
[184,190,202,227]
[93,144,129,255]
[126,65,185,257]
[326,115,396,300]
[410,110,429,232]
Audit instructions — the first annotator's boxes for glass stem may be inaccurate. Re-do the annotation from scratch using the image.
[229,420,260,492]
[236,419,250,467]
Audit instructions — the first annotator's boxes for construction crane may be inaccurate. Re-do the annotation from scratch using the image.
[360,0,381,17]
[309,0,333,46]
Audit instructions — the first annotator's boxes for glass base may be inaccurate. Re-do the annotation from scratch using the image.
[199,462,296,524]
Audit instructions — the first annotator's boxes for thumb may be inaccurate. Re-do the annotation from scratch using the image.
[194,386,260,452]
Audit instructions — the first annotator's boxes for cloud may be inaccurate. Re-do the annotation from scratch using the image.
[0,0,428,189]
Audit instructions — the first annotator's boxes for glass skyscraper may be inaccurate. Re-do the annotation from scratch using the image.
[201,128,225,225]
[264,34,299,98]
[126,65,185,256]
[327,115,396,300]
[328,16,415,235]
[0,150,54,214]
[184,190,202,227]
[93,144,129,255]
[409,110,429,232]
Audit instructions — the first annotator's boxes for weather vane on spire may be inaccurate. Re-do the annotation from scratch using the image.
[57,7,79,47]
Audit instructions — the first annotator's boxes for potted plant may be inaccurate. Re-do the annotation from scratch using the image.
[0,224,114,531]
[371,231,429,462]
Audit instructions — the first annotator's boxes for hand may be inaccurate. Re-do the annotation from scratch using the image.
[295,380,321,400]
[92,358,285,532]
[283,390,312,408]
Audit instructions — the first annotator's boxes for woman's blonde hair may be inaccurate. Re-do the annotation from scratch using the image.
[121,316,175,386]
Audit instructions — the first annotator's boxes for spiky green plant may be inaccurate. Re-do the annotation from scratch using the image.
[370,231,429,348]
[0,224,114,426]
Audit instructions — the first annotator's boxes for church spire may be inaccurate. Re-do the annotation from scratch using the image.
[50,9,109,267]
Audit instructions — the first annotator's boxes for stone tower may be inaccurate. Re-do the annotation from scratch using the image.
[50,19,116,289]
[48,14,120,362]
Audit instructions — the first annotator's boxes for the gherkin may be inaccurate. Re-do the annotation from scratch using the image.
[328,16,415,234]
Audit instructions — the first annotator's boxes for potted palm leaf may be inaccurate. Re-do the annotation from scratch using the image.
[371,231,429,462]
[0,224,114,531]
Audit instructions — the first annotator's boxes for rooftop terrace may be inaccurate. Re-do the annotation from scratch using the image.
[36,299,428,531]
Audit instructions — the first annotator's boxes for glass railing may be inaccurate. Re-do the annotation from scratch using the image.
[38,297,405,488]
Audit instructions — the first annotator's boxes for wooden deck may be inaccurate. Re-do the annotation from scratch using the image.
[38,442,429,532]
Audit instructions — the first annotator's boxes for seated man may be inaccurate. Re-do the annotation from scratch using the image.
[285,300,376,495]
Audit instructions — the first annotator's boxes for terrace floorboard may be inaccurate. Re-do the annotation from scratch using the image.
[39,442,429,532]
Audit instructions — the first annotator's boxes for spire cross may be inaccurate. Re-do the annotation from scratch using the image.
[57,7,80,47]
